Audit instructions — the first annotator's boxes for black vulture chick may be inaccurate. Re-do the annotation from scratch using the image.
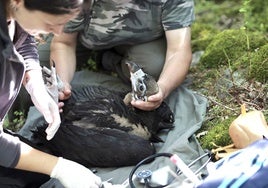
[28,61,175,168]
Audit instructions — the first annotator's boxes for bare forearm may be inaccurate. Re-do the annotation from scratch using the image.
[158,27,192,98]
[15,142,58,175]
[131,27,192,111]
[15,142,103,188]
[50,33,78,85]
[50,42,76,84]
[158,52,191,98]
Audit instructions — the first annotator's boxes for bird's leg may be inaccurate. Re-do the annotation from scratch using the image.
[123,92,132,106]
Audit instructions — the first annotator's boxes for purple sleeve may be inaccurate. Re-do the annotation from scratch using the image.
[0,129,21,168]
[14,22,41,70]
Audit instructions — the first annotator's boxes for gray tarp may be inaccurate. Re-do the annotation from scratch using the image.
[19,70,208,187]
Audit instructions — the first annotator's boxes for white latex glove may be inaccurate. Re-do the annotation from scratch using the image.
[24,69,61,140]
[51,157,102,188]
[101,182,126,188]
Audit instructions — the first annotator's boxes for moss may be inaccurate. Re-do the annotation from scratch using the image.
[247,44,268,83]
[199,29,267,69]
[191,23,219,52]
[199,117,235,150]
[194,0,242,30]
[241,0,268,32]
[233,43,268,83]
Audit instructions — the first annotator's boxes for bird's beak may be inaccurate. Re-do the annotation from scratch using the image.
[125,61,140,74]
[125,61,148,101]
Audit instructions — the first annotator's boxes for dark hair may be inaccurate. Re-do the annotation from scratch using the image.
[24,0,90,15]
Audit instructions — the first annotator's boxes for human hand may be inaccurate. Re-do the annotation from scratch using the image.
[131,87,164,111]
[59,81,72,101]
[24,69,61,140]
[51,157,102,188]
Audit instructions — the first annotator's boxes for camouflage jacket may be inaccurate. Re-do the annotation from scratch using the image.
[64,0,195,50]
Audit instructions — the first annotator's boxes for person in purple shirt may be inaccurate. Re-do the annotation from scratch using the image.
[0,0,102,187]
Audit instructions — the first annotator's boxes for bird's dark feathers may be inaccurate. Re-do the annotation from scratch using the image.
[63,85,175,140]
[25,62,175,167]
[63,86,155,139]
[31,120,156,167]
[28,85,174,167]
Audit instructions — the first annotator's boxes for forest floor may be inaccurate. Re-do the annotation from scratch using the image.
[189,0,268,150]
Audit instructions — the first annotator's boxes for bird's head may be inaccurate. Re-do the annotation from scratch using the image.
[125,61,159,102]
